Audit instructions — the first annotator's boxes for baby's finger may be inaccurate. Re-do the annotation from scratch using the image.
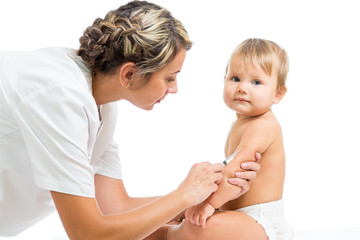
[189,214,195,225]
[185,210,192,222]
[194,214,201,226]
[200,215,207,228]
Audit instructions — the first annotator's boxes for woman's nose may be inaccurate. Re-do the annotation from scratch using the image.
[167,82,178,94]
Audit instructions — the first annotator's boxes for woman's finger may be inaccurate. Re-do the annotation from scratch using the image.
[210,162,225,173]
[227,178,250,197]
[241,161,261,173]
[254,152,262,163]
[213,172,223,185]
[179,162,224,206]
[235,171,257,183]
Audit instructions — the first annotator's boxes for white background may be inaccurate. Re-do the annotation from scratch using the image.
[1,0,359,239]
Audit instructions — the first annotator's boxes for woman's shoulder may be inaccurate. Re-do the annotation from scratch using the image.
[9,47,89,83]
[29,47,90,82]
[0,49,98,127]
[2,47,93,105]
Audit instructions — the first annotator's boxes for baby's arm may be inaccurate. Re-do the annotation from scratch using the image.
[185,120,275,227]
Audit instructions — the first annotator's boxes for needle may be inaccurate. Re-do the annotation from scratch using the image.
[222,150,240,166]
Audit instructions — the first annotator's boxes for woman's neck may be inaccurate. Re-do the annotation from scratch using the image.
[92,71,125,105]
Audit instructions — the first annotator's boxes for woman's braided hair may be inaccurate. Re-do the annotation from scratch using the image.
[77,0,192,86]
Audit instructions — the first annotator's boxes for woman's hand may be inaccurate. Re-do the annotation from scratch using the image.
[228,152,261,196]
[178,162,224,207]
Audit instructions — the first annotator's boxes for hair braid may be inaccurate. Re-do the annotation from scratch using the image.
[77,0,192,85]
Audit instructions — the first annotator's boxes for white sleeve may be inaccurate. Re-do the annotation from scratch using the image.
[90,102,122,179]
[11,85,98,197]
[95,140,122,179]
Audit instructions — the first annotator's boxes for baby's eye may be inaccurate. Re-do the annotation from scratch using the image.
[231,77,240,82]
[252,80,262,85]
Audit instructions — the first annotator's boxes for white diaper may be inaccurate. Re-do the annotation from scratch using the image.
[235,199,293,240]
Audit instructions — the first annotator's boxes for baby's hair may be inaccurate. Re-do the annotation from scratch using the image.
[77,0,192,86]
[227,38,289,88]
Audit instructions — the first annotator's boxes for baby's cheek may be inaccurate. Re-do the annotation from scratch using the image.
[223,87,233,99]
[223,93,232,106]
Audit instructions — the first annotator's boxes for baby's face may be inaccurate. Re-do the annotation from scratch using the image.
[223,59,283,117]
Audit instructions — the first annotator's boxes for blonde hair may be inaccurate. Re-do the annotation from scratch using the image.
[227,38,289,88]
[77,1,192,86]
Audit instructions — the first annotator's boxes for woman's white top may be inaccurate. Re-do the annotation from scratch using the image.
[0,47,122,236]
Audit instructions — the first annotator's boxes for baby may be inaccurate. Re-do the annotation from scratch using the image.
[184,38,293,240]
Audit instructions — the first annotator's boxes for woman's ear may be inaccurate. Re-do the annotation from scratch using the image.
[273,86,287,104]
[119,62,137,88]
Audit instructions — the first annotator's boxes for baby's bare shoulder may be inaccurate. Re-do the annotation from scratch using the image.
[249,112,280,130]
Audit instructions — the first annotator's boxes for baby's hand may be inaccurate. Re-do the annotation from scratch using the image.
[185,202,215,228]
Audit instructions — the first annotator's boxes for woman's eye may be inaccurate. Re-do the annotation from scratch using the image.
[167,78,175,82]
[231,77,240,82]
[253,80,262,85]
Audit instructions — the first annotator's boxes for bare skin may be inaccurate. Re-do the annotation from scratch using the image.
[144,157,262,240]
[52,162,224,240]
[165,56,287,240]
[51,49,227,240]
[51,48,262,240]
[51,46,260,240]
[167,210,267,240]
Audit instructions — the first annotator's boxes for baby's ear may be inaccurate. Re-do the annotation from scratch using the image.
[273,86,287,104]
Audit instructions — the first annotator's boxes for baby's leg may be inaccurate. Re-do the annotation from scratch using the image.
[144,225,169,240]
[167,210,267,240]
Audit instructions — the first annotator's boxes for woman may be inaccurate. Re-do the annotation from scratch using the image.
[0,1,260,239]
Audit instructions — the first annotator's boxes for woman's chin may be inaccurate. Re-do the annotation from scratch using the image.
[142,104,155,111]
